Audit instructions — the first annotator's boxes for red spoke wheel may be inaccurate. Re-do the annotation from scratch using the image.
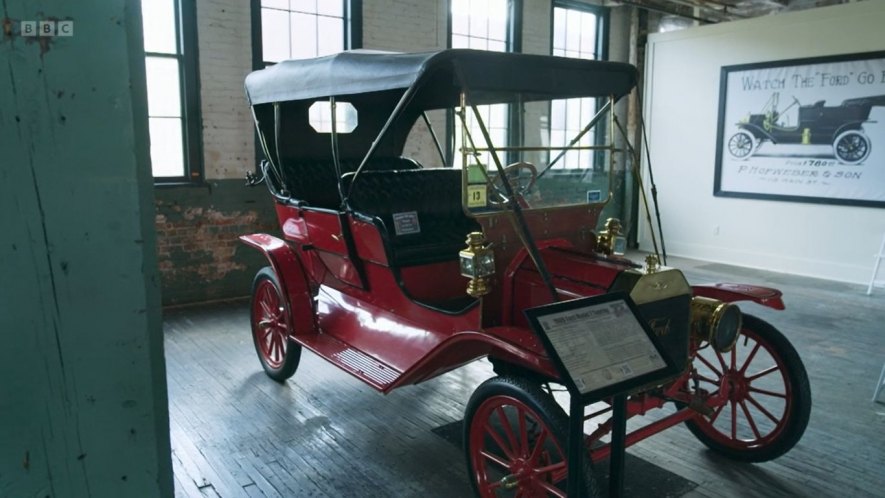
[464,376,598,498]
[686,314,811,462]
[250,267,301,382]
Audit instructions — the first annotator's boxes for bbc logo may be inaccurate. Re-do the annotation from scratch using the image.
[21,21,74,37]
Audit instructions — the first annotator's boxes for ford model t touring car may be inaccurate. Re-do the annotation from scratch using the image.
[727,91,885,164]
[240,49,811,496]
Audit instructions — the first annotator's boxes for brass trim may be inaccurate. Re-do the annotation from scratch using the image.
[690,296,742,352]
[608,266,692,306]
[597,217,623,256]
[460,232,494,298]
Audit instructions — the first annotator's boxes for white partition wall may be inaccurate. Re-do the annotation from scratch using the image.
[641,1,885,284]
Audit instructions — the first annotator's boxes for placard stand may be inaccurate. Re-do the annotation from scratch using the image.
[526,293,681,498]
[565,393,628,498]
[609,395,627,497]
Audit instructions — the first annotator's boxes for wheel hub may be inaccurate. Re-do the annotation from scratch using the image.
[499,458,538,490]
[721,369,749,401]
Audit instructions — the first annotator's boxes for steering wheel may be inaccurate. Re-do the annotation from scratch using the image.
[489,161,538,206]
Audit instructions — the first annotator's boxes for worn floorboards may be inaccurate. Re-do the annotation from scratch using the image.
[165,253,885,497]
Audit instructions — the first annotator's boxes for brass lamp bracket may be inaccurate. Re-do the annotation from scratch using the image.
[597,217,625,256]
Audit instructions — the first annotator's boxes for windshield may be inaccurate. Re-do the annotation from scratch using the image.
[455,92,618,215]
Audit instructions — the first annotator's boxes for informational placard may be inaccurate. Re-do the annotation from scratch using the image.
[715,51,885,208]
[525,293,679,401]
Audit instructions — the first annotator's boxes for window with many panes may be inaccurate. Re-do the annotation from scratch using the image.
[255,0,359,66]
[550,2,606,168]
[140,0,202,182]
[450,0,515,168]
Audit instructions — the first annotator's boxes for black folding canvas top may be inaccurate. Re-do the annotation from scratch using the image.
[245,49,638,106]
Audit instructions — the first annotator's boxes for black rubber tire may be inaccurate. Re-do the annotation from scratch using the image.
[727,130,756,160]
[250,267,301,382]
[832,129,871,165]
[464,375,600,497]
[684,314,811,462]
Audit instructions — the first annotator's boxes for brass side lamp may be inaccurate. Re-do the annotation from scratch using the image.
[459,232,495,298]
[690,297,743,352]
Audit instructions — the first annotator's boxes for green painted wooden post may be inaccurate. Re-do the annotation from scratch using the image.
[0,1,173,496]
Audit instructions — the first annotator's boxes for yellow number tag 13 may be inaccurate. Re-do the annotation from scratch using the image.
[467,185,487,208]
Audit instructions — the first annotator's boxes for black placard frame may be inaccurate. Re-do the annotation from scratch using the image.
[525,291,681,404]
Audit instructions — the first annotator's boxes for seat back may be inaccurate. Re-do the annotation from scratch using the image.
[344,169,480,266]
[280,157,420,210]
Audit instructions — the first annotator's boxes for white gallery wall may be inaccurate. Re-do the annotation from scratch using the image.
[641,1,885,284]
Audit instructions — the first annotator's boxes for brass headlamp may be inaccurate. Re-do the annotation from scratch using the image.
[597,217,627,256]
[459,232,495,298]
[690,297,742,352]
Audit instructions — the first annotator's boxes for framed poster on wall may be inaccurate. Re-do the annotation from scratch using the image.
[714,51,885,208]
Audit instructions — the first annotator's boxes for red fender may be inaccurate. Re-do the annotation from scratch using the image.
[389,330,558,390]
[692,283,785,310]
[239,233,318,335]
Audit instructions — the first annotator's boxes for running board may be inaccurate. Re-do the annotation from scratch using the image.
[296,334,402,392]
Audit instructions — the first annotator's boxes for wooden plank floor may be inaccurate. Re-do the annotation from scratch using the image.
[164,254,885,497]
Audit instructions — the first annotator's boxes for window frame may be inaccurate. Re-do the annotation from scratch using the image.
[249,0,362,168]
[549,1,609,170]
[550,0,609,61]
[250,0,363,69]
[146,0,204,186]
[445,0,522,167]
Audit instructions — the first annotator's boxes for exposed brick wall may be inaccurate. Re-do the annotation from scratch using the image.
[154,180,278,305]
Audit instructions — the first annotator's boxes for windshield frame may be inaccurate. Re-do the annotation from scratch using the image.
[455,90,620,218]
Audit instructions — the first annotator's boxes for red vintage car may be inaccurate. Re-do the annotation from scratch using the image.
[241,49,811,497]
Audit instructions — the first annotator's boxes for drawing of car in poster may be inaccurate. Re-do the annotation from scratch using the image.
[727,92,885,164]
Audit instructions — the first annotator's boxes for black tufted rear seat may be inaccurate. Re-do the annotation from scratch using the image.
[343,169,481,267]
[280,157,420,210]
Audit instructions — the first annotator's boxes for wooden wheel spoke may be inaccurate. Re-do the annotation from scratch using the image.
[695,373,720,385]
[496,407,521,457]
[278,333,287,356]
[484,421,517,461]
[715,350,728,372]
[261,327,274,345]
[259,297,274,318]
[482,480,503,493]
[730,401,737,439]
[696,354,723,377]
[271,334,282,362]
[534,461,566,480]
[748,386,786,399]
[708,403,726,424]
[739,343,762,375]
[481,481,501,496]
[518,408,529,458]
[551,465,568,484]
[536,475,568,498]
[747,365,779,382]
[730,347,737,370]
[746,394,781,424]
[528,427,549,463]
[739,400,763,440]
[480,449,511,469]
